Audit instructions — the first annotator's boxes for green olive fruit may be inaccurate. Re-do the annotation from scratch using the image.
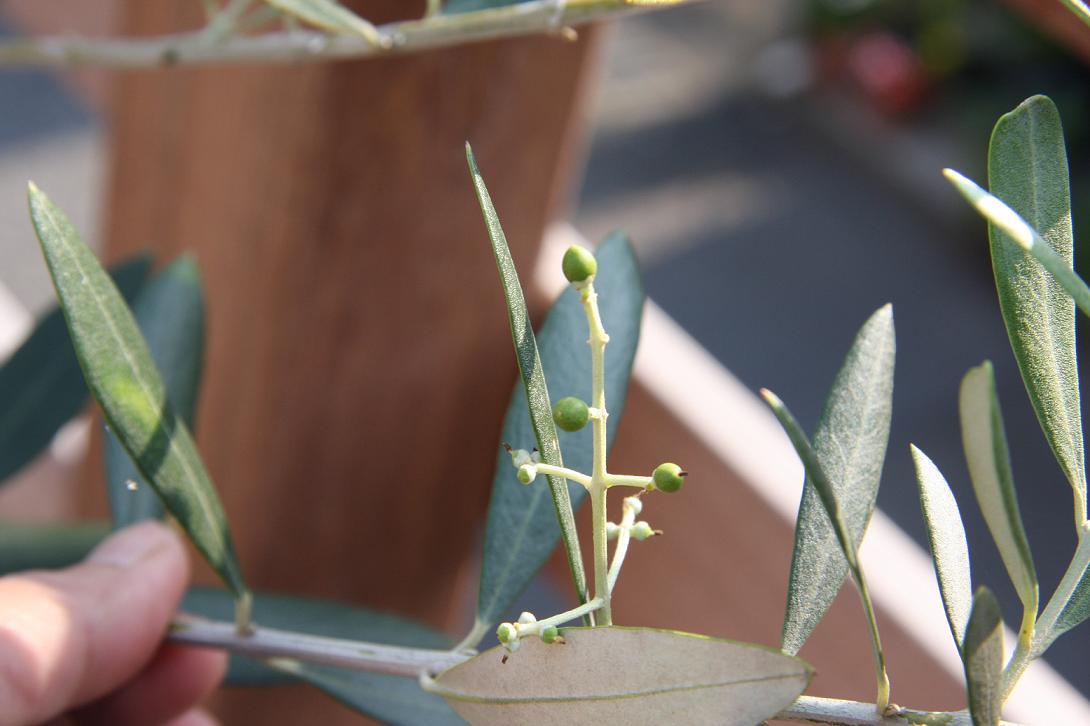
[652,462,685,493]
[553,396,590,432]
[561,245,597,283]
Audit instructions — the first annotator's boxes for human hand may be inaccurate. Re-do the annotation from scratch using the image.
[0,521,227,725]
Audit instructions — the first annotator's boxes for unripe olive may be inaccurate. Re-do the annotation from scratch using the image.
[541,626,561,644]
[561,245,597,283]
[497,622,517,644]
[652,462,686,493]
[553,396,589,432]
[517,464,537,484]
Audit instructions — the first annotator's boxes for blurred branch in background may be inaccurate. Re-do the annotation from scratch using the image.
[0,0,694,68]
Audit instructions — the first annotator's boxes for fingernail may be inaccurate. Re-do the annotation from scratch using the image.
[87,521,173,568]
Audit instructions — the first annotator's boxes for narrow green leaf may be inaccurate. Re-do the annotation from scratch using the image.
[761,390,858,577]
[106,256,205,528]
[911,444,973,649]
[780,305,895,655]
[762,387,891,708]
[964,587,1004,726]
[946,170,1090,345]
[0,256,150,484]
[181,587,454,699]
[0,520,109,574]
[959,362,1038,618]
[466,144,586,630]
[428,627,811,725]
[1041,558,1090,649]
[27,183,248,605]
[470,231,643,641]
[987,95,1086,523]
[263,0,385,44]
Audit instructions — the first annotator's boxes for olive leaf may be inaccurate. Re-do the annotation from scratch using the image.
[106,256,205,528]
[987,95,1085,524]
[0,255,150,484]
[427,627,811,725]
[465,143,589,637]
[762,387,891,709]
[780,305,895,655]
[959,362,1038,622]
[28,183,249,619]
[964,587,1004,726]
[945,169,1090,339]
[911,444,973,649]
[1039,564,1090,651]
[263,0,385,44]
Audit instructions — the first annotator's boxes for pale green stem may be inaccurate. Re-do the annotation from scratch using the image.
[171,614,466,677]
[605,473,653,489]
[201,0,253,42]
[236,5,284,33]
[454,619,492,653]
[590,480,611,625]
[531,597,605,634]
[534,462,592,488]
[234,590,253,635]
[852,564,890,714]
[607,506,637,593]
[200,0,221,21]
[1002,522,1090,701]
[579,278,613,626]
[777,696,1023,725]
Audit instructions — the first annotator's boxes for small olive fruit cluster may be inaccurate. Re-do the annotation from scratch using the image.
[496,611,563,654]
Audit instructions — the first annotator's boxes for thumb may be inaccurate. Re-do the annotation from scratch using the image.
[0,521,190,725]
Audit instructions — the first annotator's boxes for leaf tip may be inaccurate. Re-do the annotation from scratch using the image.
[465,142,478,173]
[759,387,780,408]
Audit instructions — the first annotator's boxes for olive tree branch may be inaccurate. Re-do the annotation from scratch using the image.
[0,0,693,68]
[167,616,1024,726]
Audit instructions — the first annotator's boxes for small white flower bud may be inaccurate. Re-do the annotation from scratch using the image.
[631,521,655,541]
[510,448,533,468]
[606,522,620,540]
[517,464,537,484]
[623,495,643,516]
[517,611,537,625]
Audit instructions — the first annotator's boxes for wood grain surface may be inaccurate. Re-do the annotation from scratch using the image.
[91,2,602,722]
